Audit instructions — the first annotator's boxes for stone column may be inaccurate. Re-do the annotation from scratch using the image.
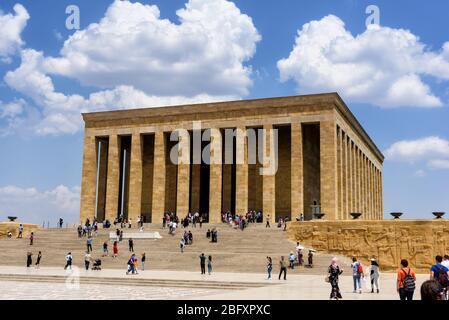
[380,171,384,219]
[152,131,166,224]
[176,130,190,217]
[336,128,343,220]
[105,135,120,221]
[373,165,379,220]
[320,120,338,220]
[80,135,97,223]
[291,123,304,217]
[209,128,223,223]
[360,154,366,217]
[262,124,276,224]
[371,162,377,220]
[351,143,356,217]
[380,170,384,219]
[358,149,362,214]
[236,126,248,216]
[364,156,369,219]
[343,135,349,220]
[128,133,143,222]
[366,157,372,219]
[347,139,353,218]
[369,160,373,220]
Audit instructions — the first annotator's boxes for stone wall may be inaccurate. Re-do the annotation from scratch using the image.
[0,222,40,238]
[287,220,449,272]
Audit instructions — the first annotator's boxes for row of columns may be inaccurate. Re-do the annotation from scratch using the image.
[80,121,383,224]
[336,126,383,220]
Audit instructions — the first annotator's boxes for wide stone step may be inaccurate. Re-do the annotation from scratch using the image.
[0,274,273,290]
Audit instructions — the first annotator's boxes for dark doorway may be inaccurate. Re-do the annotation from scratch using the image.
[118,135,131,220]
[199,138,210,220]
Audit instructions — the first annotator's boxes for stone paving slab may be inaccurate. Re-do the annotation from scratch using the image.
[0,266,431,300]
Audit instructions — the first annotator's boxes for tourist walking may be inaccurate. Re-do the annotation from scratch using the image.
[17,224,23,238]
[397,259,416,300]
[265,215,270,228]
[328,257,343,300]
[113,241,118,258]
[126,254,137,275]
[35,251,42,269]
[267,257,273,280]
[141,253,146,270]
[29,232,34,245]
[59,217,64,228]
[84,251,92,270]
[26,252,32,268]
[64,252,73,270]
[430,255,449,299]
[102,241,108,256]
[370,258,380,293]
[278,256,287,280]
[128,238,134,252]
[207,256,213,275]
[308,250,314,267]
[86,236,93,253]
[296,242,304,266]
[351,257,364,293]
[288,252,295,269]
[199,253,206,274]
[180,238,185,253]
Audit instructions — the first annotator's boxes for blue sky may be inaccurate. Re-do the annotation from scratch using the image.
[0,0,449,224]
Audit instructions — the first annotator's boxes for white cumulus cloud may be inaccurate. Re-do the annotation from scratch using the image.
[277,15,449,108]
[44,0,260,97]
[384,136,449,171]
[2,0,260,136]
[0,3,29,62]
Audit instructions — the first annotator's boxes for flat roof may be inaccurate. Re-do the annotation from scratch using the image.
[82,92,384,161]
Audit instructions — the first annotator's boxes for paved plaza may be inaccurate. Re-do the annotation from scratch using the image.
[0,266,430,300]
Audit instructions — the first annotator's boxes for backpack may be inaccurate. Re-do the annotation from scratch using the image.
[436,265,449,288]
[357,263,363,274]
[402,269,416,292]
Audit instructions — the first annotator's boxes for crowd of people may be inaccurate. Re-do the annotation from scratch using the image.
[10,214,449,301]
[324,254,449,300]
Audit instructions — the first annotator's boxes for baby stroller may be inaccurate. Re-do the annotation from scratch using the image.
[92,259,102,270]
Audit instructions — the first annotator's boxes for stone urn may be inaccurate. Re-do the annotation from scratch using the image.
[390,212,403,220]
[350,212,362,220]
[432,212,445,219]
[313,213,325,220]
[7,216,17,222]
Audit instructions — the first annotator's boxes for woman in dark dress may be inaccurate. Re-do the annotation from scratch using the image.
[26,252,32,267]
[35,251,42,269]
[328,257,343,300]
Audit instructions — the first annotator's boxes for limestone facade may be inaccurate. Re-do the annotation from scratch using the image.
[79,93,384,224]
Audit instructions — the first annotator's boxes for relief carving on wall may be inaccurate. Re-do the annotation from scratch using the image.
[288,220,449,272]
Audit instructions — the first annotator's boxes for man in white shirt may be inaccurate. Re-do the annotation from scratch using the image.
[442,255,449,269]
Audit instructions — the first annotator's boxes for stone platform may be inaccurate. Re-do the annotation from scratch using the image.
[288,219,449,272]
[0,221,40,238]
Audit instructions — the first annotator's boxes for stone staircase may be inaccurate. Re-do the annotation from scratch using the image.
[0,223,349,275]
